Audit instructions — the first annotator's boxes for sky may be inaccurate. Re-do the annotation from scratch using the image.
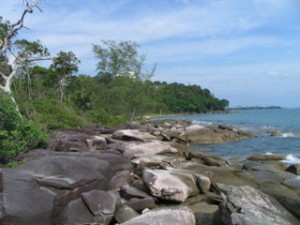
[1,0,300,107]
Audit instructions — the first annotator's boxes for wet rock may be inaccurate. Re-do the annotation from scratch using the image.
[286,165,300,175]
[216,183,299,225]
[113,129,156,142]
[247,153,286,161]
[143,169,199,202]
[119,206,196,225]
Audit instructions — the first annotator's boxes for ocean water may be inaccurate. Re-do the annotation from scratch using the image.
[158,108,300,164]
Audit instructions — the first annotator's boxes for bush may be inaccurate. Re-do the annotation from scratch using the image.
[0,92,47,162]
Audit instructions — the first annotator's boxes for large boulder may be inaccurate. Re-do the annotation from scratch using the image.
[122,140,177,159]
[0,150,132,225]
[113,129,156,142]
[49,131,90,152]
[216,184,300,225]
[142,169,200,202]
[119,207,196,225]
[179,125,254,144]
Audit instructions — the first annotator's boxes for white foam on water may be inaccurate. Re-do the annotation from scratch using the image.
[281,154,300,164]
[281,132,295,138]
[192,120,213,126]
[265,152,273,155]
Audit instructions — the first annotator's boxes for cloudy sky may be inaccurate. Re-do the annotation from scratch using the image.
[1,0,300,107]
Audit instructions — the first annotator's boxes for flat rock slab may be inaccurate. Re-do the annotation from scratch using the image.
[216,183,299,225]
[119,207,196,225]
[143,169,199,202]
[113,129,156,142]
[123,140,177,159]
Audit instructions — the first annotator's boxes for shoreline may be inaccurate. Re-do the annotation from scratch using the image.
[1,120,299,224]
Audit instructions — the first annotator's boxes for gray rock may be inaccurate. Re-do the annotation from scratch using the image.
[0,151,132,225]
[283,177,300,195]
[115,205,140,224]
[113,129,156,142]
[122,140,177,159]
[189,202,222,225]
[58,198,95,225]
[119,207,196,225]
[143,169,199,202]
[81,190,120,225]
[126,197,156,211]
[216,183,299,225]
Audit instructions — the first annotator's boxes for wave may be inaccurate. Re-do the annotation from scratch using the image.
[281,154,300,164]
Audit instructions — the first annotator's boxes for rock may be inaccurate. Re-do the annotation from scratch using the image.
[194,174,211,193]
[282,177,300,195]
[115,205,140,224]
[0,151,132,225]
[189,151,226,167]
[143,169,199,202]
[59,198,95,225]
[177,162,255,187]
[286,165,300,175]
[120,184,152,199]
[49,131,90,152]
[247,153,286,161]
[189,202,222,225]
[119,207,196,225]
[122,140,177,159]
[81,190,120,216]
[131,154,186,169]
[113,129,156,142]
[86,136,108,150]
[179,125,254,144]
[216,183,299,225]
[126,197,156,211]
[259,181,300,220]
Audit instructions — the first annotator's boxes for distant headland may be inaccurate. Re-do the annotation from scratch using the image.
[229,106,282,110]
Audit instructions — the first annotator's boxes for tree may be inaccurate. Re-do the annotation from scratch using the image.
[0,1,50,96]
[50,51,80,101]
[93,40,155,81]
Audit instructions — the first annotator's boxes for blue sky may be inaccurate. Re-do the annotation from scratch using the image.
[1,0,300,107]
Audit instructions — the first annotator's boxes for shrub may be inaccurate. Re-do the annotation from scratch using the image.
[0,92,47,162]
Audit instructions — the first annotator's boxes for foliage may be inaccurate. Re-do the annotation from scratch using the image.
[93,40,155,81]
[0,92,47,162]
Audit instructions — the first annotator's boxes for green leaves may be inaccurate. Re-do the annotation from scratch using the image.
[0,92,47,162]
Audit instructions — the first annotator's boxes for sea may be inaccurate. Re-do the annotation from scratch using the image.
[157,108,300,165]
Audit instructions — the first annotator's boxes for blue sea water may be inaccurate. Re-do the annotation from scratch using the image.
[158,108,300,163]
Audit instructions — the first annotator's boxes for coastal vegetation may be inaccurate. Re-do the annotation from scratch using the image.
[0,1,228,161]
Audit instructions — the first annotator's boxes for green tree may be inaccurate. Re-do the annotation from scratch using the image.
[50,51,80,101]
[93,40,155,81]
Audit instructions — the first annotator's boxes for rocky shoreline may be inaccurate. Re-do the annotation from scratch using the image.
[1,120,299,225]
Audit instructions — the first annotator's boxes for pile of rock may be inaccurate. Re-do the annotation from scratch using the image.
[148,119,256,144]
[0,121,299,225]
